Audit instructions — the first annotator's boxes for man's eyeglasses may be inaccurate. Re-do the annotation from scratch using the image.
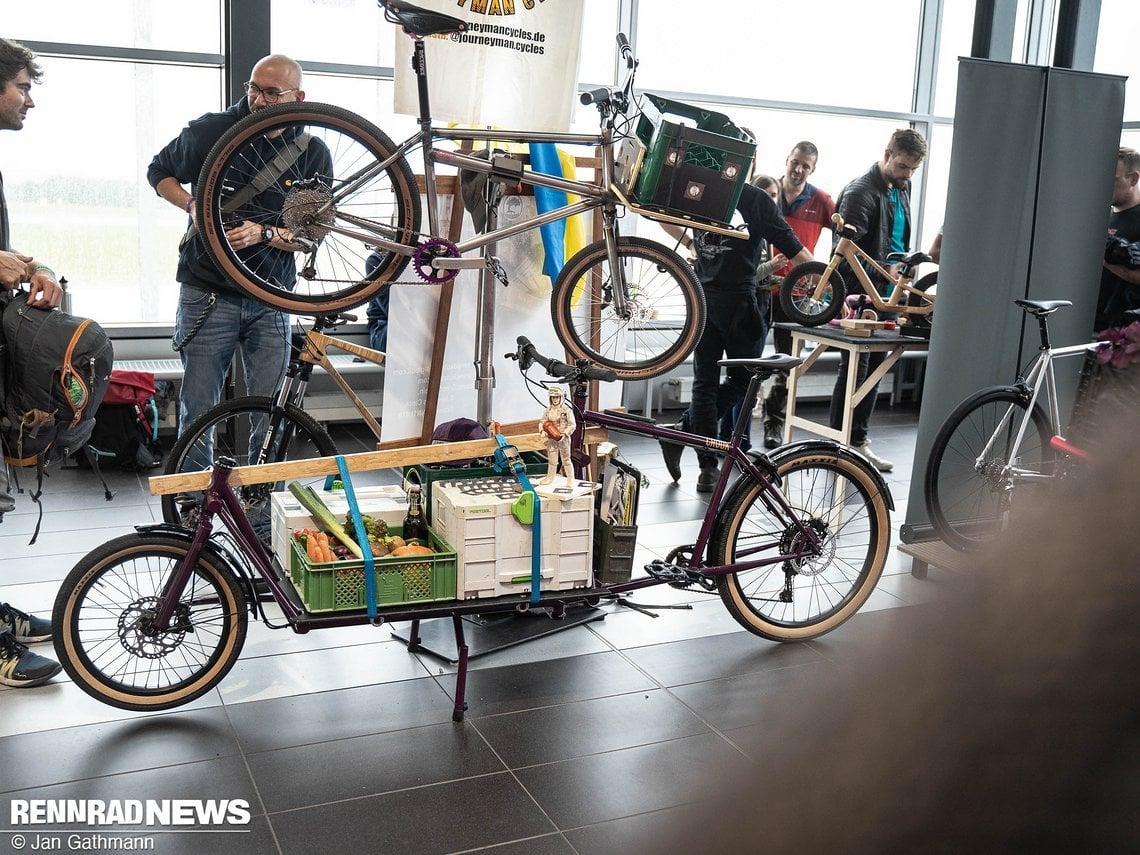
[243,82,298,103]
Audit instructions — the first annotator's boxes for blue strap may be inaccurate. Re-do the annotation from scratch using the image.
[491,433,543,603]
[335,456,377,618]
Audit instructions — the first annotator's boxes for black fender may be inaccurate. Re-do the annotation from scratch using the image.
[715,440,895,540]
[770,440,895,510]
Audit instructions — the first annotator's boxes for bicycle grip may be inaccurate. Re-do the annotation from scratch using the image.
[517,335,570,376]
[580,87,612,106]
[616,33,634,68]
[581,364,618,383]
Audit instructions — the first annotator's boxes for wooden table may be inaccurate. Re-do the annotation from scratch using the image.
[778,323,929,445]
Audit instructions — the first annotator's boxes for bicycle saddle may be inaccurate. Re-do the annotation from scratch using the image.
[382,1,468,37]
[719,354,803,375]
[1015,298,1072,316]
[886,250,931,268]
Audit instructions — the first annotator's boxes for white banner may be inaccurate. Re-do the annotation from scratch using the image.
[380,195,619,444]
[393,0,584,133]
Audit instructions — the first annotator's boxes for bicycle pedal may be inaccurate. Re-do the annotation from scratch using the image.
[486,257,509,286]
[646,559,713,590]
[645,559,688,584]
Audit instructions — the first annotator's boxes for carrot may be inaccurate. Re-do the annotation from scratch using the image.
[315,531,333,562]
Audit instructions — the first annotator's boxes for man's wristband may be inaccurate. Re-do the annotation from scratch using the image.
[185,196,195,213]
[30,264,55,278]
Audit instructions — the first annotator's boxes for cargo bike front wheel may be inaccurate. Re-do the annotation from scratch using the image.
[53,533,249,711]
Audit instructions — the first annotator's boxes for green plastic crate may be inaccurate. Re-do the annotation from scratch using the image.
[631,93,755,226]
[289,527,457,612]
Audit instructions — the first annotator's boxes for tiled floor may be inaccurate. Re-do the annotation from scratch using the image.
[0,400,955,854]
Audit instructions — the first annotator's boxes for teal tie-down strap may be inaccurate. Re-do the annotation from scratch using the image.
[492,434,542,604]
[335,456,378,618]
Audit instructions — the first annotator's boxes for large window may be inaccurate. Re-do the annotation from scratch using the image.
[2,59,219,322]
[3,0,1133,327]
[634,1,922,115]
[15,0,221,52]
[1094,0,1140,122]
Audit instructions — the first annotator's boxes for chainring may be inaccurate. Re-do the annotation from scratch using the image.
[413,238,460,283]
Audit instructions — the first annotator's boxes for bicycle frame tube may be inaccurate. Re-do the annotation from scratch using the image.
[153,463,289,630]
[564,377,824,578]
[840,243,920,309]
[1039,341,1101,432]
[987,337,1099,469]
[812,247,847,301]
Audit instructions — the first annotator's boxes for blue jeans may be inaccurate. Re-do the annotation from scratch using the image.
[175,284,289,449]
[685,287,769,468]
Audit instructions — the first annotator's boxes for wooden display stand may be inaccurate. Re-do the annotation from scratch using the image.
[406,148,605,448]
[777,322,928,445]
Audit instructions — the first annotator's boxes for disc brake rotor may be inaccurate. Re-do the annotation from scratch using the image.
[118,597,188,659]
[780,518,834,577]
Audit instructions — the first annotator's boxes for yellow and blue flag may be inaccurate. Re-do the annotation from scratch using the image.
[529,143,588,282]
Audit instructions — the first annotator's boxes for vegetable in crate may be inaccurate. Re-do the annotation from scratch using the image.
[288,482,363,557]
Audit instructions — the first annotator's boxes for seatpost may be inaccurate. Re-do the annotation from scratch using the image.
[1036,313,1053,352]
[412,37,441,237]
[732,372,764,440]
[412,39,432,127]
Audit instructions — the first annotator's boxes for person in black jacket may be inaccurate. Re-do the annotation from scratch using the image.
[147,55,332,462]
[661,182,812,492]
[828,128,927,472]
[1096,146,1140,331]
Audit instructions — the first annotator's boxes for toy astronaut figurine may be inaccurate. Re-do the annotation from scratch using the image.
[539,385,575,487]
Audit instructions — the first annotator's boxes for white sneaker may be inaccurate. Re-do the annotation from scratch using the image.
[854,440,894,473]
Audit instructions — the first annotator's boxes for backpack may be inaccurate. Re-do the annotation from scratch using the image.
[78,369,163,471]
[0,290,114,541]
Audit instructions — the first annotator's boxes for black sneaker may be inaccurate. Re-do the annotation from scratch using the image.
[0,602,53,643]
[763,422,783,450]
[0,629,62,688]
[696,464,719,493]
[659,421,684,482]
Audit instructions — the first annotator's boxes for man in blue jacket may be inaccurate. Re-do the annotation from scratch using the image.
[147,55,331,472]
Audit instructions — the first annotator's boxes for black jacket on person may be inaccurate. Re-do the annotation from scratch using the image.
[835,162,912,288]
[147,97,333,296]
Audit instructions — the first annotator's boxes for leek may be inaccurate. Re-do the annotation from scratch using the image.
[287,481,364,558]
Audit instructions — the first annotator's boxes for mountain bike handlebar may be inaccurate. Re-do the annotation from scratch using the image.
[510,336,618,384]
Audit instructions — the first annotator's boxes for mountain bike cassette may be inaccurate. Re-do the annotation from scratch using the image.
[780,518,834,576]
[413,238,460,283]
[282,179,335,240]
[118,597,189,659]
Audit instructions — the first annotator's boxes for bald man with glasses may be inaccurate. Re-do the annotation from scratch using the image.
[147,56,332,484]
[147,54,332,528]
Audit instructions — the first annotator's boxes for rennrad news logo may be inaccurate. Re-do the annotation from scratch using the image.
[10,799,251,826]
